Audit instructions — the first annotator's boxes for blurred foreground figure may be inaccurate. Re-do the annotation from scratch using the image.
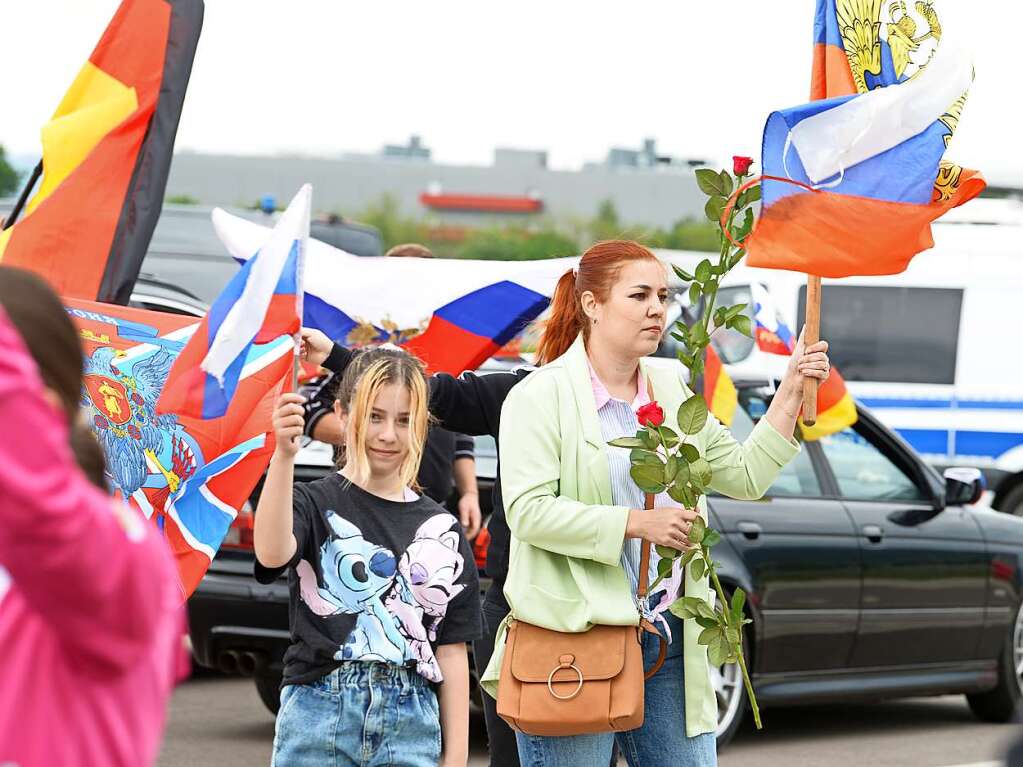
[0,266,179,767]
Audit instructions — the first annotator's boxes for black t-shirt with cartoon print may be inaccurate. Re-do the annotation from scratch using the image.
[255,474,482,687]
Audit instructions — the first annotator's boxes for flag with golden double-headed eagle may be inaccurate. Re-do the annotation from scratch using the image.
[746,0,984,277]
[0,0,202,303]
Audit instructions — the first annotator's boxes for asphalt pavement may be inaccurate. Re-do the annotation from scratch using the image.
[156,673,1022,767]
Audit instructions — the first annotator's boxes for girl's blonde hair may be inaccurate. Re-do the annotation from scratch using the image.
[335,347,431,490]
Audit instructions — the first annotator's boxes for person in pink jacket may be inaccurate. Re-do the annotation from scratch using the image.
[0,266,180,767]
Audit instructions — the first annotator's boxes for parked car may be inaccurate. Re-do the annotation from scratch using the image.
[705,381,1022,744]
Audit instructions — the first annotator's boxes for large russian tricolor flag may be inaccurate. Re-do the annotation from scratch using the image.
[746,1,985,278]
[212,209,580,376]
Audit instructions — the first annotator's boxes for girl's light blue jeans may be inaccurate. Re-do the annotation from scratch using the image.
[272,662,442,767]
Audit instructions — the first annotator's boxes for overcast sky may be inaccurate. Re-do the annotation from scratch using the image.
[2,1,1019,181]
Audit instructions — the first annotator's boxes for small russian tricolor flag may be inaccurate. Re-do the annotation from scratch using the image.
[158,185,309,419]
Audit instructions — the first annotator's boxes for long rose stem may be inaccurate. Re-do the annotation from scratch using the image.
[709,558,762,729]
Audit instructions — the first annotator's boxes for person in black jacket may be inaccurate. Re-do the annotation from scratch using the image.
[300,328,528,767]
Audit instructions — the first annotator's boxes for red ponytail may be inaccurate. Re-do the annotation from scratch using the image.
[535,240,659,365]
[535,269,582,365]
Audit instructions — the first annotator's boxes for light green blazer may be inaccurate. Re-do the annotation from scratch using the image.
[481,335,799,737]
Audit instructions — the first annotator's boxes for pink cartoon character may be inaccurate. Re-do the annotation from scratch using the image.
[385,513,466,681]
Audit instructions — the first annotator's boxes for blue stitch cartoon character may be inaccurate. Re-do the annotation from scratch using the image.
[296,511,406,664]
[384,513,466,681]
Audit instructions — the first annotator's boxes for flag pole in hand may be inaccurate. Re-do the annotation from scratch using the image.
[802,275,821,426]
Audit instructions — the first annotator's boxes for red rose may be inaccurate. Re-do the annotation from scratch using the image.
[636,401,665,428]
[733,155,754,176]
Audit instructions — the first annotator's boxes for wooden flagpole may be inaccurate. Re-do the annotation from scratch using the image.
[802,274,821,426]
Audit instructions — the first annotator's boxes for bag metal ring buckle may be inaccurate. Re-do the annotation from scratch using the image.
[547,661,584,701]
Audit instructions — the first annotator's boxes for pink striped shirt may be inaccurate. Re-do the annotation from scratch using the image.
[0,308,179,767]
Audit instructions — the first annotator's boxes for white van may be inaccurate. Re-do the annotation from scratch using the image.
[654,198,1023,515]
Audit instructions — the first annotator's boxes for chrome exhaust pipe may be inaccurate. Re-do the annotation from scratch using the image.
[237,651,263,676]
[217,650,240,675]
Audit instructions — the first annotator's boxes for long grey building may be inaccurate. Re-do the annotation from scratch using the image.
[164,136,710,230]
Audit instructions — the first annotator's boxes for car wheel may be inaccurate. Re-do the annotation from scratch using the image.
[714,595,751,748]
[999,482,1023,517]
[967,599,1023,722]
[255,668,283,716]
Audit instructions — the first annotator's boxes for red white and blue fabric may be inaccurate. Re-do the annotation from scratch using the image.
[158,185,308,419]
[212,209,578,375]
[68,299,289,597]
[746,2,985,278]
[750,283,796,356]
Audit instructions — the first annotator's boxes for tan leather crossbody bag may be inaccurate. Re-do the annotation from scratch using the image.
[496,492,668,736]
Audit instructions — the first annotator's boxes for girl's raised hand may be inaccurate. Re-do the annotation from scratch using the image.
[273,392,307,457]
[299,328,333,368]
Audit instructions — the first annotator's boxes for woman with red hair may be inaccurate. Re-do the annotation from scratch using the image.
[483,240,831,765]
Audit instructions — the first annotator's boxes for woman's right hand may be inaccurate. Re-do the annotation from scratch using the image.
[626,506,699,550]
[273,393,307,458]
[299,328,334,367]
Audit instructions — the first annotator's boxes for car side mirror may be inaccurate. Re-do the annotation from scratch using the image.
[944,467,985,506]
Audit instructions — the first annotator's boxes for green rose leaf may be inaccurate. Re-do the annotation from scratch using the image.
[679,443,701,463]
[655,544,678,560]
[690,557,706,580]
[608,437,646,449]
[693,597,717,622]
[695,168,727,197]
[668,597,698,620]
[737,184,762,208]
[677,394,709,435]
[730,589,747,624]
[719,170,735,198]
[630,449,661,468]
[672,459,691,487]
[694,258,713,283]
[729,314,753,338]
[708,634,731,667]
[630,463,666,494]
[657,556,675,579]
[725,627,741,646]
[689,516,707,545]
[733,208,754,241]
[689,457,713,489]
[703,529,722,548]
[680,548,699,568]
[704,195,727,223]
[698,625,720,645]
[664,455,680,484]
[659,426,680,449]
[725,303,747,320]
[639,430,658,450]
[672,265,694,282]
[667,482,694,508]
[688,282,701,305]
